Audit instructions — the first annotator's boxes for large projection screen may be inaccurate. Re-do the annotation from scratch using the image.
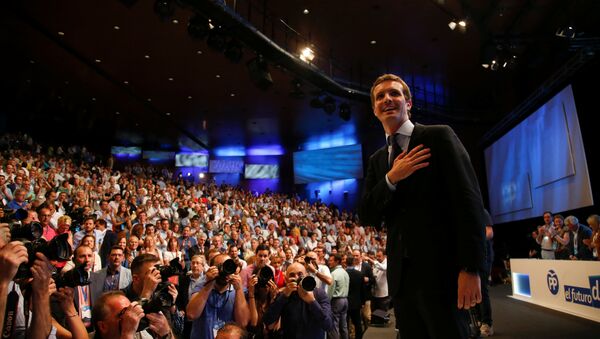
[293,144,364,184]
[484,85,593,223]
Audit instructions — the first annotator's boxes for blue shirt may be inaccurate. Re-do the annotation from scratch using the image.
[190,285,236,339]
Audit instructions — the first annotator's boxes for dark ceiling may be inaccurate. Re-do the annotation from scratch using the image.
[1,0,599,155]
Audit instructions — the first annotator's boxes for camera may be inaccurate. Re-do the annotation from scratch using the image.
[303,256,313,266]
[154,258,184,282]
[136,258,183,332]
[54,263,91,288]
[296,275,316,292]
[257,266,274,288]
[218,258,237,277]
[11,232,73,280]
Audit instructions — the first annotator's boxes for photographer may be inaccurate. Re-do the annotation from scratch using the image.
[91,291,172,339]
[186,254,249,339]
[121,253,178,337]
[0,223,29,335]
[51,287,88,339]
[247,264,279,338]
[263,262,334,339]
[303,251,333,292]
[241,244,273,290]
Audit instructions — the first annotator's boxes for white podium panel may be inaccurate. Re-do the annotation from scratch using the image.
[510,259,600,322]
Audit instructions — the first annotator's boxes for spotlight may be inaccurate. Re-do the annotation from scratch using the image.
[289,79,305,99]
[187,14,210,39]
[448,20,457,30]
[154,0,175,21]
[458,20,467,28]
[247,55,273,90]
[299,47,315,63]
[199,173,205,179]
[339,103,351,121]
[323,96,336,115]
[310,96,324,109]
[490,60,499,71]
[207,26,227,52]
[187,172,192,177]
[224,39,243,63]
[556,26,576,39]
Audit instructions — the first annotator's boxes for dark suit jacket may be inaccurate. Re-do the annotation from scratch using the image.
[346,267,365,310]
[567,224,593,260]
[360,123,486,298]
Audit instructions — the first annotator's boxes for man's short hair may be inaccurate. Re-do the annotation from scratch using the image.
[92,290,125,334]
[110,245,124,254]
[370,73,412,106]
[256,244,270,253]
[215,322,249,339]
[130,253,159,275]
[346,255,355,267]
[96,219,107,227]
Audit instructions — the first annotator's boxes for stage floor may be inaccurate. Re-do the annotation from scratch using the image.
[363,283,600,339]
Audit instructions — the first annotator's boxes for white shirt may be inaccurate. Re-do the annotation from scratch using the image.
[385,120,415,191]
[372,258,388,298]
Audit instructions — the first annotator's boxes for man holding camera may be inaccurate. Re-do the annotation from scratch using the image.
[304,251,333,292]
[186,254,249,339]
[91,290,173,339]
[263,262,334,339]
[241,244,273,290]
[119,254,178,337]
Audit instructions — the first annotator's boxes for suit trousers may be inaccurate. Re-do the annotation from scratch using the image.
[393,260,469,339]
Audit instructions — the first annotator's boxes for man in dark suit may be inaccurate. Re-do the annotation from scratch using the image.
[351,250,374,327]
[346,256,365,339]
[563,215,593,260]
[90,245,132,305]
[360,74,487,338]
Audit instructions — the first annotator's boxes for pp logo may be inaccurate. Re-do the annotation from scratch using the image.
[547,270,559,295]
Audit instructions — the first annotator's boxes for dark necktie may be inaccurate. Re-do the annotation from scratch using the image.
[387,133,402,168]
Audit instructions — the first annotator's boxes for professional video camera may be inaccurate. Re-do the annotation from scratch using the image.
[257,266,274,288]
[53,263,91,288]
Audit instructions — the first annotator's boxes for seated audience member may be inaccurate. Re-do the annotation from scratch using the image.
[90,245,132,305]
[91,290,173,339]
[263,262,334,339]
[186,254,249,339]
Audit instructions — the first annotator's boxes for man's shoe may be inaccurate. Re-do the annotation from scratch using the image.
[480,323,494,337]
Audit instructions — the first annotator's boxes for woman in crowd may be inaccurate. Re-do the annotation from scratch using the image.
[163,236,184,267]
[143,234,163,262]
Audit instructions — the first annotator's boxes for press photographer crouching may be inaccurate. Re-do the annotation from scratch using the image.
[186,254,249,339]
[263,262,334,339]
[115,253,178,338]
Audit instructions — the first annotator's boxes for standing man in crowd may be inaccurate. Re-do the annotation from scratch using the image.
[535,211,556,259]
[360,74,487,338]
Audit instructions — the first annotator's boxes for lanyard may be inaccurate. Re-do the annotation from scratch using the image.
[1,286,19,338]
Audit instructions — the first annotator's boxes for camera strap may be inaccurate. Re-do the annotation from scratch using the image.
[1,286,19,339]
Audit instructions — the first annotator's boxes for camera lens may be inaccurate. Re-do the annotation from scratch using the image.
[220,259,237,276]
[257,266,274,288]
[300,276,316,292]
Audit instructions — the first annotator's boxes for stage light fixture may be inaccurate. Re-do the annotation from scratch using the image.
[323,96,336,114]
[556,26,576,39]
[187,14,210,39]
[289,79,305,99]
[207,26,227,52]
[154,0,175,21]
[299,47,315,63]
[339,103,351,121]
[224,39,243,63]
[448,20,457,30]
[247,55,273,90]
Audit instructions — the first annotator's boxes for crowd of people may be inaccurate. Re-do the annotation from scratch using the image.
[0,133,391,339]
[530,211,600,260]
